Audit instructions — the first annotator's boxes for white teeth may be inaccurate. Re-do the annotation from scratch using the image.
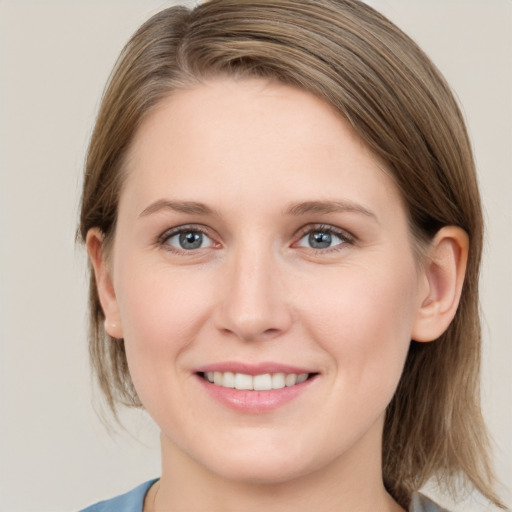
[285,374,297,387]
[296,373,308,384]
[271,373,286,389]
[203,371,311,390]
[235,373,253,390]
[223,371,235,388]
[253,373,272,391]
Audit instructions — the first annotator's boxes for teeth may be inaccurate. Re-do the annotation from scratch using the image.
[285,374,297,387]
[203,371,310,390]
[235,373,253,390]
[223,371,235,388]
[253,373,272,390]
[271,373,286,389]
[296,373,308,384]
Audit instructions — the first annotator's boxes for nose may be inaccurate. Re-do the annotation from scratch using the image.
[214,244,293,342]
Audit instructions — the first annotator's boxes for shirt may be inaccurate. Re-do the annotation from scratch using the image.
[78,479,449,511]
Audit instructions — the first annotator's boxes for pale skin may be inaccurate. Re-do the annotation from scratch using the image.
[87,78,468,512]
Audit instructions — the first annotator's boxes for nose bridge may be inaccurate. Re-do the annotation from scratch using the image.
[216,237,292,341]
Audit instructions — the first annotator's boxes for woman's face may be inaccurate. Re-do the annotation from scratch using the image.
[102,78,429,484]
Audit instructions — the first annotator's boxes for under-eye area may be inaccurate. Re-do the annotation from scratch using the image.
[199,372,319,391]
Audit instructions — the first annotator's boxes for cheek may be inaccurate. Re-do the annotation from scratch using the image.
[117,260,212,338]
[299,260,418,394]
[113,263,215,392]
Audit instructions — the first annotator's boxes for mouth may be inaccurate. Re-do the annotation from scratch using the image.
[194,363,319,413]
[198,371,316,391]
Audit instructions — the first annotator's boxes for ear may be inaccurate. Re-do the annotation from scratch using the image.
[411,226,469,342]
[86,228,124,339]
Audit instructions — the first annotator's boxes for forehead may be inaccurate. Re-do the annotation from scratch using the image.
[131,79,363,155]
[121,78,404,223]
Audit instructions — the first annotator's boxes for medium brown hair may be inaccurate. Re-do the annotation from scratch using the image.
[79,0,503,508]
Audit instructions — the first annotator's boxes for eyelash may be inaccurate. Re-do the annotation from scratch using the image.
[157,223,355,255]
[158,224,216,254]
[294,224,354,253]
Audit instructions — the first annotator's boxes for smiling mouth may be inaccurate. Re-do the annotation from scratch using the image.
[199,371,316,391]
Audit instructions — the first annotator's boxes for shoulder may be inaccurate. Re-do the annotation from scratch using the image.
[409,493,450,512]
[78,479,159,512]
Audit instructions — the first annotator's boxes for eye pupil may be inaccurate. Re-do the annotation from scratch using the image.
[309,231,332,249]
[179,231,203,250]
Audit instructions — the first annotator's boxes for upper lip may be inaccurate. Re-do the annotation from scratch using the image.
[195,361,316,376]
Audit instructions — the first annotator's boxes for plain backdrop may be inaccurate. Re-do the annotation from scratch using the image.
[0,1,510,511]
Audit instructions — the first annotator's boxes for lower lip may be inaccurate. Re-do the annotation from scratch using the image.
[195,374,317,414]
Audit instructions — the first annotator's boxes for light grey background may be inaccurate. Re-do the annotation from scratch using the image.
[0,1,510,511]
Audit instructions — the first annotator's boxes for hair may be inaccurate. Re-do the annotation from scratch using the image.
[78,0,503,508]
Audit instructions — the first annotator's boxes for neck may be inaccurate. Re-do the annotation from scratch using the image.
[146,425,405,512]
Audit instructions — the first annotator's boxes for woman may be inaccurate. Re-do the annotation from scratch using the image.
[78,0,505,510]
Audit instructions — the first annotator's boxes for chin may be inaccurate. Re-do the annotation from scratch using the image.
[198,436,323,485]
[209,458,313,486]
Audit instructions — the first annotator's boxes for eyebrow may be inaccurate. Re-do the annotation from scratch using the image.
[138,199,217,218]
[285,200,378,221]
[138,198,377,221]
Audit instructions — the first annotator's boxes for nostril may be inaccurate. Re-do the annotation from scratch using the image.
[262,327,281,337]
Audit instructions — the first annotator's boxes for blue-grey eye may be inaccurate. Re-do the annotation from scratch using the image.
[166,230,213,250]
[298,229,344,249]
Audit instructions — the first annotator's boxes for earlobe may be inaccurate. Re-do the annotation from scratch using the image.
[86,228,124,339]
[411,226,469,343]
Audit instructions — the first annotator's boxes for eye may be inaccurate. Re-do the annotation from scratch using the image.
[296,226,349,250]
[163,228,214,251]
